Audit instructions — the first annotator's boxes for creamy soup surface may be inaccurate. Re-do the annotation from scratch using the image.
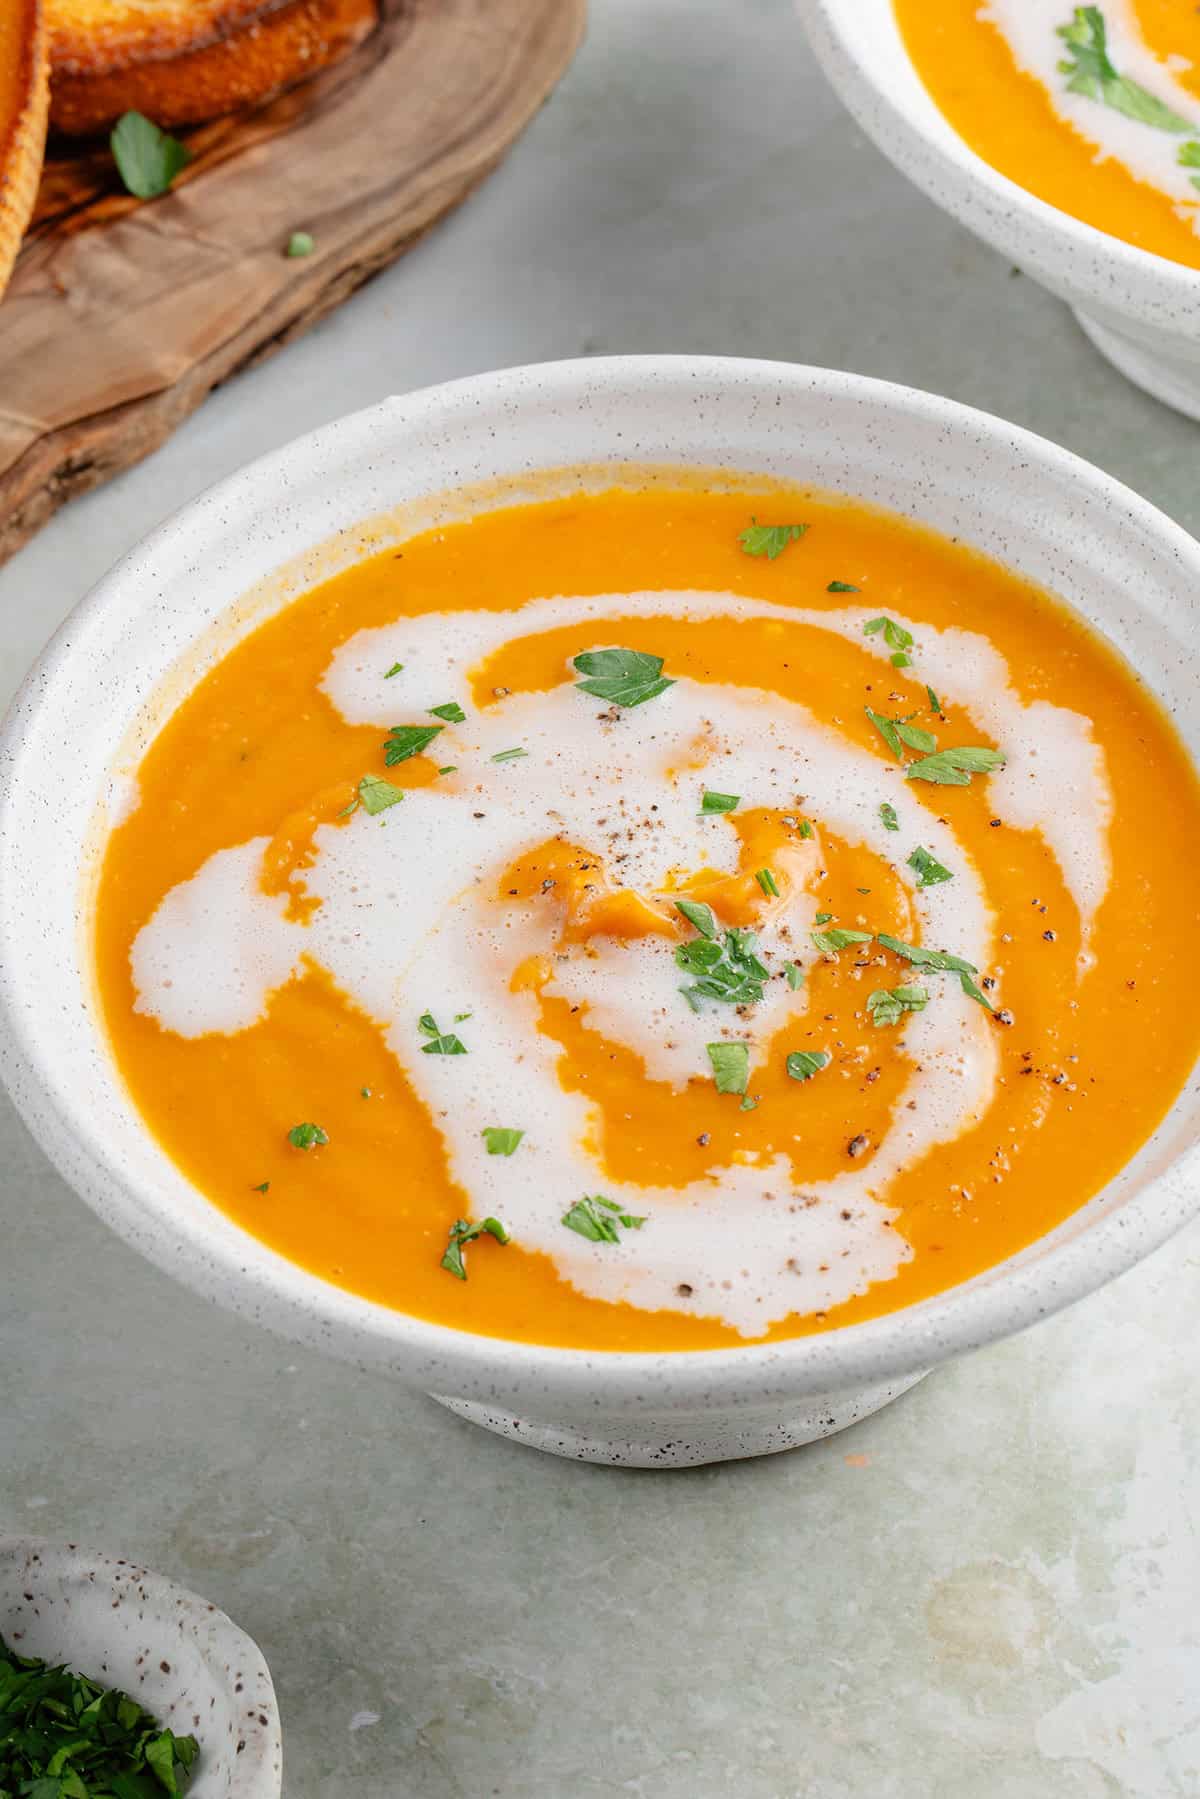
[895,1,1200,269]
[94,482,1200,1351]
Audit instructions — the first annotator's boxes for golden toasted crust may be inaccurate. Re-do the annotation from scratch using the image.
[0,0,49,299]
[48,0,377,134]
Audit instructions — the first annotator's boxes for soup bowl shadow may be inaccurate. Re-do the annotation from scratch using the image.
[1,356,1199,1468]
[800,0,1200,421]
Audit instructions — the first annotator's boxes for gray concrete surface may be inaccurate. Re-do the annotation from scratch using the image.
[2,2,1198,1793]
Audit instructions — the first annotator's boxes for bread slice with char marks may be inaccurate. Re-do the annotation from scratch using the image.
[0,0,49,298]
[48,0,378,135]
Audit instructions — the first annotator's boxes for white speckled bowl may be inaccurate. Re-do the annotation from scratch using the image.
[0,1537,281,1796]
[801,0,1200,419]
[1,356,1199,1468]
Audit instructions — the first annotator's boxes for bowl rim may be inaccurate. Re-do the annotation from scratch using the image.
[3,352,1200,1411]
[0,1534,281,1798]
[801,0,1200,316]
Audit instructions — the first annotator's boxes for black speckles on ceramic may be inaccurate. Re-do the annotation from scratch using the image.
[0,1536,282,1796]
[801,0,1200,419]
[0,356,1198,1468]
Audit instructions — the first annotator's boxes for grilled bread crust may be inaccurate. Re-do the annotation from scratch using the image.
[48,0,377,134]
[0,0,49,298]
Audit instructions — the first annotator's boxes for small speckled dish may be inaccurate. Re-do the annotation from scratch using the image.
[0,1536,281,1796]
[801,0,1200,420]
[1,356,1199,1468]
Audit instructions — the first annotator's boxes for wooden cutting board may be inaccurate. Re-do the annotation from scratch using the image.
[0,0,586,566]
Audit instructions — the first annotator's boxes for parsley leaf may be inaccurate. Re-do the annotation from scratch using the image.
[814,911,833,925]
[786,1049,829,1081]
[491,747,528,763]
[866,984,929,1028]
[286,230,315,258]
[827,580,859,593]
[357,773,405,815]
[811,927,872,956]
[739,518,807,560]
[482,1127,524,1156]
[926,685,942,714]
[0,1637,200,1797]
[441,1215,510,1278]
[908,845,954,887]
[707,1041,750,1094]
[675,898,719,939]
[110,110,191,198]
[865,707,936,760]
[384,722,443,765]
[384,662,404,678]
[677,925,769,1008]
[876,932,993,1010]
[798,819,814,838]
[864,616,914,654]
[905,745,1006,786]
[880,802,899,832]
[755,867,780,898]
[419,1013,468,1054]
[573,647,675,707]
[287,1122,328,1149]
[562,1194,646,1242]
[251,1180,270,1193]
[786,961,805,990]
[701,790,740,814]
[1057,7,1192,131]
[429,701,466,723]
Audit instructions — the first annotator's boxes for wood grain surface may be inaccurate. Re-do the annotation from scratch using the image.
[0,0,586,566]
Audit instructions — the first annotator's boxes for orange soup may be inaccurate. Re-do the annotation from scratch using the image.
[895,1,1200,270]
[94,483,1200,1351]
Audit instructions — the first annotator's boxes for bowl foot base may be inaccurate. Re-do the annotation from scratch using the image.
[429,1371,929,1467]
[1073,307,1200,422]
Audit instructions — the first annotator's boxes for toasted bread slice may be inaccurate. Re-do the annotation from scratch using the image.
[0,0,49,297]
[48,0,377,135]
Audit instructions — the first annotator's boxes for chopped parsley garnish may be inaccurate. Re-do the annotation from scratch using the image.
[429,701,466,723]
[863,616,915,666]
[798,819,814,839]
[441,1215,510,1279]
[908,845,954,887]
[738,519,807,560]
[384,722,443,765]
[482,1127,524,1156]
[811,927,872,956]
[251,1180,270,1193]
[562,1195,646,1242]
[866,984,929,1028]
[573,647,675,707]
[926,685,942,714]
[110,109,191,198]
[437,765,457,776]
[491,747,528,763]
[1180,140,1200,190]
[287,1122,328,1149]
[355,772,405,815]
[707,1040,750,1094]
[880,802,899,832]
[419,1013,468,1054]
[865,707,936,761]
[814,911,833,925]
[755,867,780,898]
[876,932,993,1010]
[677,922,769,1008]
[905,745,1006,786]
[286,230,315,258]
[786,1049,829,1081]
[0,1637,200,1796]
[786,961,805,990]
[701,790,740,815]
[1057,8,1192,132]
[827,580,859,593]
[384,662,404,678]
[675,897,718,938]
